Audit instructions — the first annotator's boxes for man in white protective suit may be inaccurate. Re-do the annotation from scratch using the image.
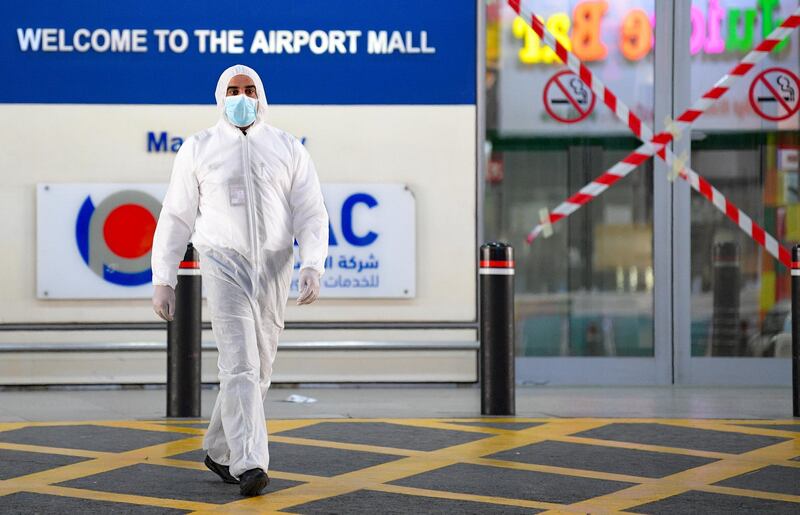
[150,64,329,497]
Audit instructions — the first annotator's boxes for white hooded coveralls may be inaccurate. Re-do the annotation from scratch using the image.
[151,64,329,477]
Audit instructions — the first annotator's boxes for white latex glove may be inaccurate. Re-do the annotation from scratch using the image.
[152,285,176,321]
[296,268,321,305]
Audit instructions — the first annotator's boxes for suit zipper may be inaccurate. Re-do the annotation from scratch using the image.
[240,133,260,287]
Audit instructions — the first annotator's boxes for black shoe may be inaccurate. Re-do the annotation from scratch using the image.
[204,455,239,484]
[239,468,269,496]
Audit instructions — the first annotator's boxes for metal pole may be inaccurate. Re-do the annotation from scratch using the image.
[711,242,740,356]
[167,244,202,418]
[480,242,515,415]
[792,245,799,417]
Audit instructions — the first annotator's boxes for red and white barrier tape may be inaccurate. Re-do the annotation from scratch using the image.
[680,167,792,267]
[511,0,799,268]
[528,145,792,267]
[526,140,661,241]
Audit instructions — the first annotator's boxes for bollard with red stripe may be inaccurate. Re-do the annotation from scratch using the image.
[480,242,515,415]
[167,243,202,418]
[792,246,799,417]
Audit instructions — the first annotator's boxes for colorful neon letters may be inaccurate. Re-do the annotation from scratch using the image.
[513,0,791,65]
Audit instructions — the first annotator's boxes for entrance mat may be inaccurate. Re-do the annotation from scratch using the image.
[0,448,89,480]
[289,488,541,514]
[169,441,403,477]
[0,492,187,514]
[631,489,800,514]
[736,423,800,433]
[276,421,492,451]
[573,422,789,454]
[486,439,717,478]
[0,424,192,453]
[390,462,636,504]
[56,463,302,504]
[714,465,800,496]
[448,421,544,431]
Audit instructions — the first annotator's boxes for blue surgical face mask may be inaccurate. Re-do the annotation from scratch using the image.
[224,94,258,127]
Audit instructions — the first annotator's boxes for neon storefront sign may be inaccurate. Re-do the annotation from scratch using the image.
[513,0,791,65]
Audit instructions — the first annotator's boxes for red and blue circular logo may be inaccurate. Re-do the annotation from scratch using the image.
[75,191,161,286]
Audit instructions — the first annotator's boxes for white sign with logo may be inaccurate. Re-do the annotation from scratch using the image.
[291,184,415,298]
[37,183,415,299]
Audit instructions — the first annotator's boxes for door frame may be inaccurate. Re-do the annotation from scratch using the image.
[667,0,791,386]
[514,0,677,385]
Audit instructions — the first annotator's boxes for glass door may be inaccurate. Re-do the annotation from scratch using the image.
[485,138,659,384]
[487,0,662,384]
[485,0,797,385]
[677,0,799,384]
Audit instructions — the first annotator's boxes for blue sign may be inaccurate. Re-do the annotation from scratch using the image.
[2,0,476,105]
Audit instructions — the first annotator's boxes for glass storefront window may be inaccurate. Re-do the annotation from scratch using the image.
[485,138,655,357]
[485,0,798,384]
[487,0,656,358]
[689,0,799,358]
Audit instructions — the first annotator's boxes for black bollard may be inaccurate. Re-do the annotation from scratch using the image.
[480,242,515,416]
[167,244,202,418]
[792,246,799,417]
[711,242,740,356]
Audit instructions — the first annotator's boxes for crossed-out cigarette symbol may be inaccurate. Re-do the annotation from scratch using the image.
[750,67,800,122]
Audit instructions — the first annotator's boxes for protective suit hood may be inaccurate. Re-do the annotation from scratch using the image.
[214,64,269,124]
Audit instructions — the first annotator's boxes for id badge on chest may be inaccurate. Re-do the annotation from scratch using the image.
[228,177,246,206]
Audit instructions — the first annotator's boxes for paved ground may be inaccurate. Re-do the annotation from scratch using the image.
[0,416,798,513]
[0,385,795,421]
[0,387,798,513]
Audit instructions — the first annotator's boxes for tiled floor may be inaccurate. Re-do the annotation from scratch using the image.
[0,417,798,513]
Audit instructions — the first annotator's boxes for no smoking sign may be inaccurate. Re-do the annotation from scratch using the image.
[749,67,800,122]
[543,70,596,124]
